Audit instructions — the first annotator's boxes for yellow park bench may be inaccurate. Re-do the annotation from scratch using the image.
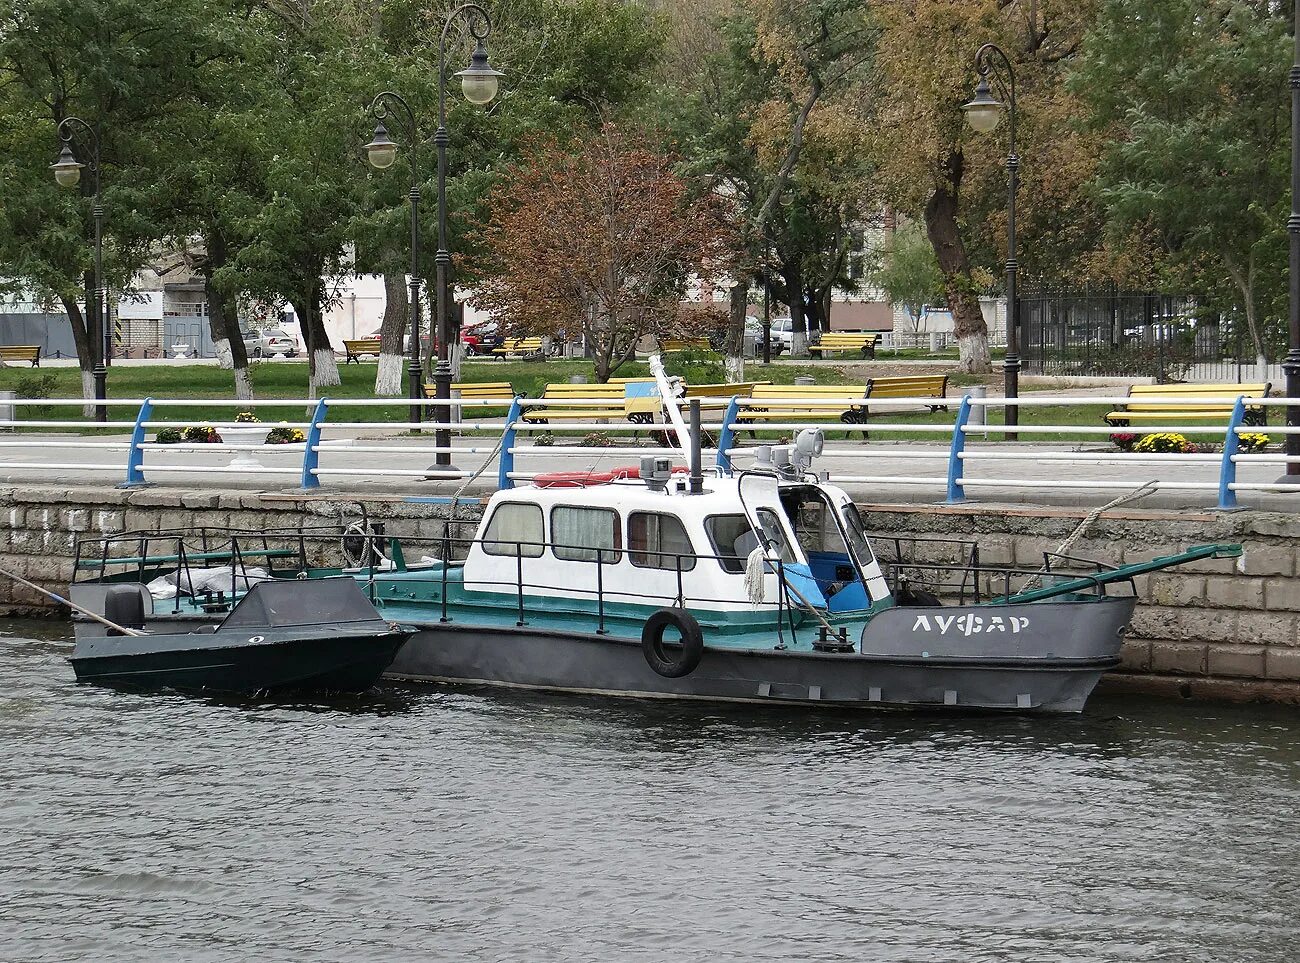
[0,345,41,367]
[681,381,771,414]
[808,332,879,359]
[342,338,382,363]
[866,374,948,411]
[659,337,712,353]
[522,382,662,425]
[422,381,516,401]
[1103,382,1270,428]
[739,384,871,435]
[493,337,545,358]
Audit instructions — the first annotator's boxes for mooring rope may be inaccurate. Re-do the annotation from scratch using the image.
[1018,479,1160,593]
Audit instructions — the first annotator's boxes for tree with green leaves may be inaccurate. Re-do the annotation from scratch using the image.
[1073,0,1290,363]
[871,220,945,339]
[658,0,876,374]
[0,0,217,405]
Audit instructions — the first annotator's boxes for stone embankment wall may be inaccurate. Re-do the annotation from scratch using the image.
[3,483,1298,702]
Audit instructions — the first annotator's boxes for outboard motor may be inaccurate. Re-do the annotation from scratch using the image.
[103,585,146,636]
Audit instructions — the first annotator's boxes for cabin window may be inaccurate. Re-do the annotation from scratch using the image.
[481,502,544,557]
[705,512,795,574]
[551,506,622,563]
[841,504,876,566]
[629,512,696,572]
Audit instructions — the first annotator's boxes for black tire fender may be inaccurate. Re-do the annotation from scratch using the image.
[641,608,704,678]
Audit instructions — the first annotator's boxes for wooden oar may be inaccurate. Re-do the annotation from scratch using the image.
[0,566,146,637]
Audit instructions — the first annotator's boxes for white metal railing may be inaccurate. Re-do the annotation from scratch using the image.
[0,391,1297,509]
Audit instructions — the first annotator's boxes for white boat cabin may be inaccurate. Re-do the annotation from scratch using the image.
[461,467,892,614]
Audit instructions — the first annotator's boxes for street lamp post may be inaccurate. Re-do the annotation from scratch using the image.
[51,117,107,424]
[964,43,1019,439]
[432,4,504,472]
[365,93,425,427]
[369,3,504,470]
[1283,0,1300,482]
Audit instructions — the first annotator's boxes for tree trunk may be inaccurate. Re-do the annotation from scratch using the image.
[292,288,341,389]
[203,231,253,400]
[61,291,96,416]
[924,149,990,374]
[786,258,807,357]
[1224,251,1267,366]
[724,281,746,383]
[375,271,409,396]
[450,299,466,379]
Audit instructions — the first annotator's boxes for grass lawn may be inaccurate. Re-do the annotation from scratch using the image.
[0,357,859,431]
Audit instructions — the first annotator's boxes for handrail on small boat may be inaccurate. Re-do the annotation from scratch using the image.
[996,543,1243,605]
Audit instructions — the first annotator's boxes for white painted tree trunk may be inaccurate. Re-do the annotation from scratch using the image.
[233,367,253,401]
[956,332,991,374]
[375,352,404,395]
[311,347,341,388]
[724,354,744,383]
[213,337,234,370]
[791,332,807,357]
[81,368,95,418]
[450,341,465,379]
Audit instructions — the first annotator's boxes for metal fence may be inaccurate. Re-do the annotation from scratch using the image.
[0,391,1298,512]
[1020,289,1280,383]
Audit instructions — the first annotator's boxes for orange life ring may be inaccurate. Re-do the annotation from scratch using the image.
[532,470,619,488]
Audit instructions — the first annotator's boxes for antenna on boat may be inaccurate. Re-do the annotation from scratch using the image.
[648,353,690,457]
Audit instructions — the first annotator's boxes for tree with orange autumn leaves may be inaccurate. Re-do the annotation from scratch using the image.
[473,123,737,382]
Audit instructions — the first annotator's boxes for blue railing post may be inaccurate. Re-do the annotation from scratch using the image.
[498,396,522,490]
[715,396,740,474]
[299,399,329,490]
[1216,396,1247,511]
[945,395,972,505]
[118,397,154,489]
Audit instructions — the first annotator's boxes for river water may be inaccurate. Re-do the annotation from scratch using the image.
[3,620,1299,963]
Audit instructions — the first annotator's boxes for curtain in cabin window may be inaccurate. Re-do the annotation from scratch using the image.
[629,512,696,571]
[482,503,544,557]
[552,506,621,563]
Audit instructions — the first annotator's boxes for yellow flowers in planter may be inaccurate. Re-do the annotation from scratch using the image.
[266,425,306,445]
[1236,432,1270,453]
[1132,432,1195,454]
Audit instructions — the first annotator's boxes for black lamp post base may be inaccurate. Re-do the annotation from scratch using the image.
[424,462,462,481]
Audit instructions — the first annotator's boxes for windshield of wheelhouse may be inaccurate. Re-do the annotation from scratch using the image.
[705,511,796,574]
[780,488,872,611]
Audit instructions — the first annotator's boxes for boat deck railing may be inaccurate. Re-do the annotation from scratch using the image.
[75,525,1126,650]
[2,390,1299,509]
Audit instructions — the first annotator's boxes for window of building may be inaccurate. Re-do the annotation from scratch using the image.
[481,502,544,557]
[551,506,622,563]
[629,512,696,572]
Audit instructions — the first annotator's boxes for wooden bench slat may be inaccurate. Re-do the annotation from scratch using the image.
[342,339,383,363]
[493,338,544,356]
[422,382,515,399]
[1104,382,1271,425]
[742,384,869,422]
[522,382,660,424]
[0,345,41,366]
[808,332,879,357]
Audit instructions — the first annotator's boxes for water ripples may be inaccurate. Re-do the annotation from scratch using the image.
[3,623,1300,962]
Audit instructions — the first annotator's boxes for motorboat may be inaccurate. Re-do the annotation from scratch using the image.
[70,578,411,694]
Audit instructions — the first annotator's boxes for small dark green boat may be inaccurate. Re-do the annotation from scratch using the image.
[70,578,411,694]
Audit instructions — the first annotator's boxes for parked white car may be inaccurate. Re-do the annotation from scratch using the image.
[240,327,299,358]
[756,316,793,355]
